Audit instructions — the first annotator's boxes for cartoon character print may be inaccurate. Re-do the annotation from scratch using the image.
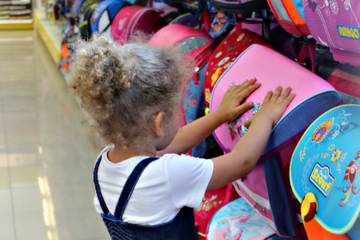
[339,151,360,206]
[343,0,351,10]
[306,0,360,47]
[298,108,360,205]
[331,148,342,163]
[312,119,333,142]
[312,0,339,16]
[198,194,223,214]
[228,103,261,140]
[328,0,339,15]
[211,67,224,87]
[209,11,234,39]
[326,112,359,144]
[211,216,245,240]
[306,0,336,46]
[207,198,275,240]
[342,0,360,25]
[310,110,359,145]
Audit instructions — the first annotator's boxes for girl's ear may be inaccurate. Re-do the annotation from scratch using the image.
[153,112,165,138]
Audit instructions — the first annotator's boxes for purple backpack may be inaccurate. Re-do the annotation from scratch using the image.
[303,0,360,66]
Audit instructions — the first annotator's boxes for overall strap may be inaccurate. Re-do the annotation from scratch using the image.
[93,154,110,215]
[114,157,158,220]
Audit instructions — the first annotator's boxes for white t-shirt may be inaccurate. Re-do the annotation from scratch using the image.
[94,145,214,225]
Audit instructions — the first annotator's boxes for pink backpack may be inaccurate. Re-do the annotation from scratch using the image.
[204,24,268,115]
[210,44,342,238]
[111,5,164,43]
[303,0,360,66]
[149,24,213,157]
[149,23,212,66]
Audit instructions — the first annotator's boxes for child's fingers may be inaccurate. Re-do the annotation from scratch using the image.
[281,87,292,98]
[241,78,256,86]
[284,93,296,106]
[273,86,283,99]
[238,78,257,89]
[233,102,254,118]
[237,83,260,100]
[263,91,273,103]
[247,78,257,84]
[230,78,258,95]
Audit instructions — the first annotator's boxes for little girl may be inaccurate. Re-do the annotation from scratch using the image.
[71,37,295,240]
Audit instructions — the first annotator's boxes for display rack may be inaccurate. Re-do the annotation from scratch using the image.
[34,9,61,64]
[0,18,32,29]
[0,0,33,29]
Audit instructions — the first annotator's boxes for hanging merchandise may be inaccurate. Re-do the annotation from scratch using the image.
[149,23,213,157]
[60,0,101,71]
[111,5,164,43]
[267,0,309,36]
[303,0,360,66]
[210,44,342,238]
[60,17,80,71]
[265,0,320,73]
[290,104,360,239]
[78,0,100,40]
[209,0,272,43]
[195,183,239,240]
[90,0,126,36]
[208,10,234,39]
[164,0,233,40]
[204,24,267,115]
[207,197,276,240]
[303,0,360,103]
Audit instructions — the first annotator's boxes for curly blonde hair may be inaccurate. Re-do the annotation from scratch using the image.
[71,37,189,148]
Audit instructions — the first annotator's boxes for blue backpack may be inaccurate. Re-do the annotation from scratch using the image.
[90,0,126,36]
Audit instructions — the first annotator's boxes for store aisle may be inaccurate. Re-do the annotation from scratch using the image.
[0,31,108,240]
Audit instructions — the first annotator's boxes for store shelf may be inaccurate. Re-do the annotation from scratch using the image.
[0,19,33,30]
[34,10,62,64]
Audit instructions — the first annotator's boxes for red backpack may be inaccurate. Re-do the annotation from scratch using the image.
[204,24,268,114]
[195,184,238,239]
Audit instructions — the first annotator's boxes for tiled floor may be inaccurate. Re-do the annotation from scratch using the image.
[0,31,108,239]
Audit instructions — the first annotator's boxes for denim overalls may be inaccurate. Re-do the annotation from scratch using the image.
[93,156,199,240]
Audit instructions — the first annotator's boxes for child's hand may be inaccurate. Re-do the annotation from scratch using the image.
[216,78,261,123]
[255,86,295,126]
